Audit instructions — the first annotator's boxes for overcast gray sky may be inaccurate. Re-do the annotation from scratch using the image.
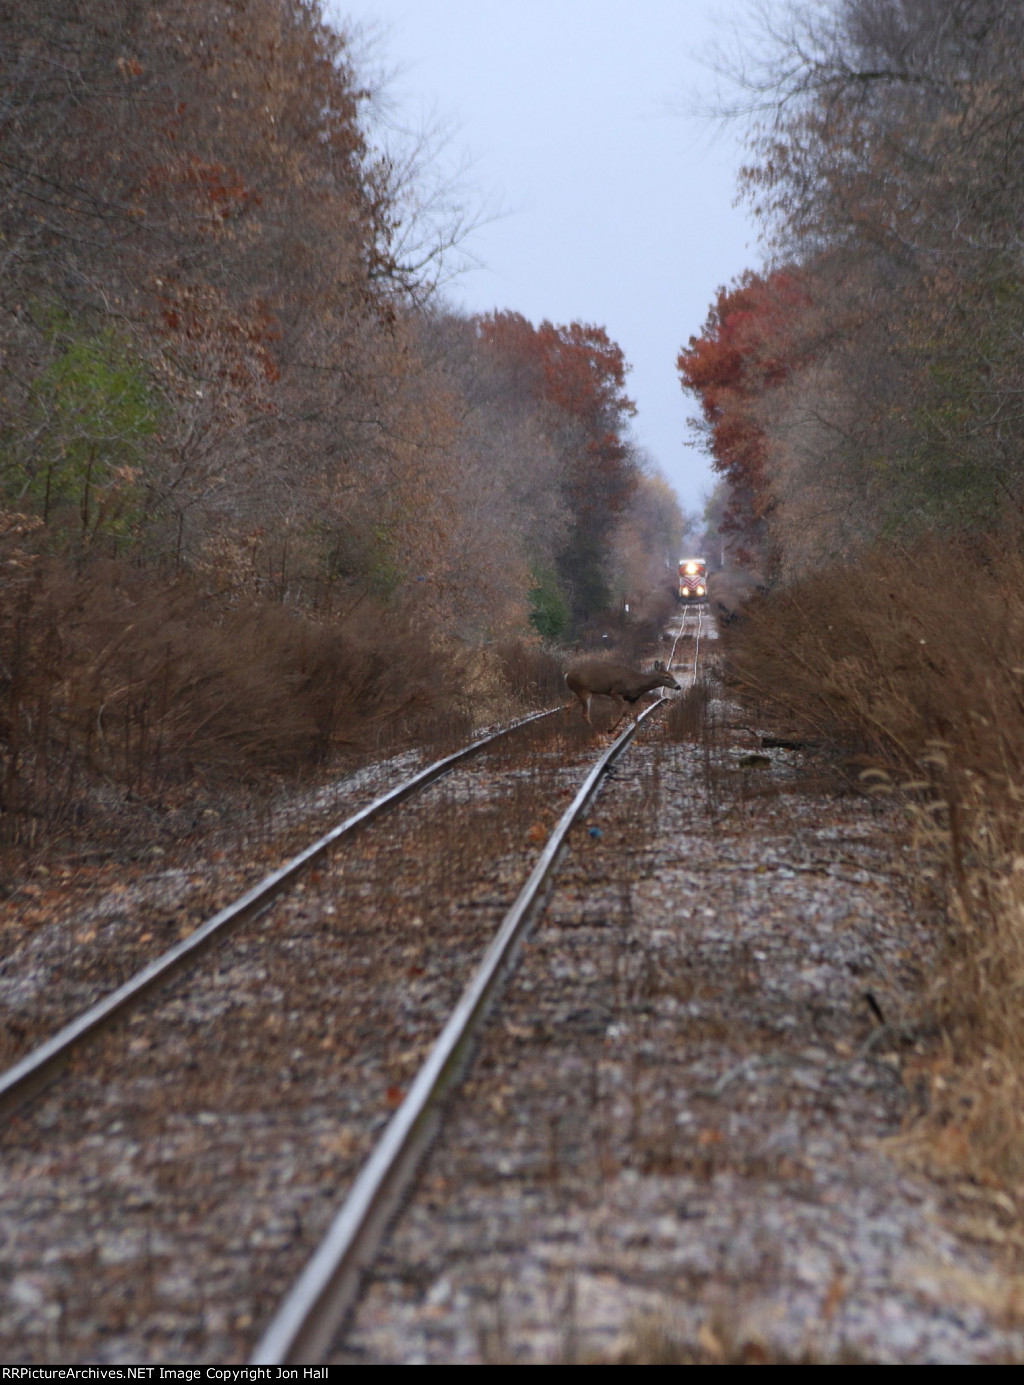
[326,0,763,517]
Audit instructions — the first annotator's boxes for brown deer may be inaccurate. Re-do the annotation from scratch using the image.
[565,659,681,729]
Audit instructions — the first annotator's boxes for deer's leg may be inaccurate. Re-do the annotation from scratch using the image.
[567,688,593,724]
[607,692,628,730]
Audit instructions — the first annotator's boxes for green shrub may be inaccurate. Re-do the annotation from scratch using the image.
[528,565,570,640]
[2,313,158,543]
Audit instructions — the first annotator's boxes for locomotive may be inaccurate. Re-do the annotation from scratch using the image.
[678,556,708,603]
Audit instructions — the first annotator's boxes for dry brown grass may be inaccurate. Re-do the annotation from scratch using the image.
[0,552,475,856]
[492,636,567,709]
[665,674,713,742]
[720,527,1024,1187]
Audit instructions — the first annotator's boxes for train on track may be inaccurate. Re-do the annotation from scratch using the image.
[678,556,708,603]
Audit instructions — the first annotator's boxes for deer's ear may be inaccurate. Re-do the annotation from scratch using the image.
[654,660,664,671]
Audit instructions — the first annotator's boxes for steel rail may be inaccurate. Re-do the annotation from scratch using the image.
[251,695,668,1365]
[669,603,707,687]
[666,613,686,674]
[0,709,559,1122]
[689,603,705,682]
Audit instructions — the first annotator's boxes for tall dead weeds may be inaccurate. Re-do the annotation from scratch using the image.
[721,528,1024,1187]
[492,637,567,709]
[0,551,475,856]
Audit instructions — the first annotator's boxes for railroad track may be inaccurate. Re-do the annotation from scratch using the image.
[252,699,668,1363]
[254,619,709,1364]
[0,625,709,1364]
[675,599,709,678]
[0,709,558,1122]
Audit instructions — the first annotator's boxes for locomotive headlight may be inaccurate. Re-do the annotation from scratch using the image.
[684,562,699,575]
[681,587,690,596]
[696,585,706,596]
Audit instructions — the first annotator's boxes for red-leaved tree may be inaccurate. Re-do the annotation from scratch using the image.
[678,269,806,569]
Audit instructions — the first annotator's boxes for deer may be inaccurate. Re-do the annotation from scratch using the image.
[565,659,681,730]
